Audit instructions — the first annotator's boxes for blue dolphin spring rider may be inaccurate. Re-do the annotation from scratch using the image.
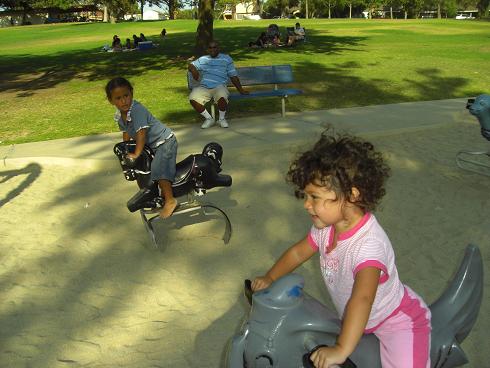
[226,127,484,368]
[114,141,233,247]
[226,244,483,368]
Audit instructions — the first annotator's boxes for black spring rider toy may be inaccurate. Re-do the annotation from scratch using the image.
[114,141,232,247]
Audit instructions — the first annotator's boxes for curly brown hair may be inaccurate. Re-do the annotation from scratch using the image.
[287,129,391,212]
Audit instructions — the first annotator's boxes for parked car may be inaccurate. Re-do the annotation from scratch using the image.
[455,13,475,19]
[243,14,261,20]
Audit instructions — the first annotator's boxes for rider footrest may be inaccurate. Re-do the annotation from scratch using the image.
[127,185,161,212]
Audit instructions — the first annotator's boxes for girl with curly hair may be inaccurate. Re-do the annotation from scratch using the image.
[252,130,431,368]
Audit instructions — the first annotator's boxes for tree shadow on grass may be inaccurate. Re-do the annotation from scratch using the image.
[405,68,470,101]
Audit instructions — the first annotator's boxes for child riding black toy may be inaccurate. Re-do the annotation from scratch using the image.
[114,141,233,247]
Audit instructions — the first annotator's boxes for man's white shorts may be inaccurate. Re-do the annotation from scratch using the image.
[189,85,229,105]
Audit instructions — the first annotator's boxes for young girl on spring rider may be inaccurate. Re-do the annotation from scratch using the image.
[252,130,431,368]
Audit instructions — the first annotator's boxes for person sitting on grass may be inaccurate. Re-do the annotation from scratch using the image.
[112,35,123,51]
[106,77,179,218]
[248,32,267,48]
[140,33,147,42]
[287,22,305,46]
[132,34,142,47]
[272,34,283,47]
[160,28,167,38]
[266,24,281,44]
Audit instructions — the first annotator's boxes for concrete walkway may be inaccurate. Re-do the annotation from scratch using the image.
[0,98,473,162]
[1,98,488,368]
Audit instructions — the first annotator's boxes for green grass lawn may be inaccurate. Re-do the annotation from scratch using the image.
[1,19,489,145]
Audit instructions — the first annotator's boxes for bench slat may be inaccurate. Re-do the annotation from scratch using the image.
[187,64,297,89]
[233,64,294,85]
[229,88,303,100]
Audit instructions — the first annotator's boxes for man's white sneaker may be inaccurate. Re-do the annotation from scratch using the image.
[218,119,229,128]
[201,118,215,129]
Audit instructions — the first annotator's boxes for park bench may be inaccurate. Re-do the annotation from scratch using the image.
[187,64,303,117]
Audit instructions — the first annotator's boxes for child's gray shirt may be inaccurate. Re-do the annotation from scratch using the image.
[115,100,173,150]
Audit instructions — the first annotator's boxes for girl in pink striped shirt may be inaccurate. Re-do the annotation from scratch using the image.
[252,130,431,368]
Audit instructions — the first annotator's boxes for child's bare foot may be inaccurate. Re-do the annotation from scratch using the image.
[159,198,178,219]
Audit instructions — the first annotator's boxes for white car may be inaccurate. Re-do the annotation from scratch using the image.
[455,13,475,19]
[243,14,261,20]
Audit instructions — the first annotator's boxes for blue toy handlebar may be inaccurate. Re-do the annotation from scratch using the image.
[244,279,357,368]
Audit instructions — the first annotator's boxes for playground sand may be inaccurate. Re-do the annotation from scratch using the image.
[0,112,489,367]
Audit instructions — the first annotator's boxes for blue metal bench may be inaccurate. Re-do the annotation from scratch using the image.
[187,64,303,117]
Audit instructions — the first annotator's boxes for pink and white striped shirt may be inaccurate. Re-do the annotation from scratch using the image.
[308,213,405,330]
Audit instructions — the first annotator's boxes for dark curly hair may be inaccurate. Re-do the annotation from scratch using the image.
[287,129,391,212]
[105,77,133,99]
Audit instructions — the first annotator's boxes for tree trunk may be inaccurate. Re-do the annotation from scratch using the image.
[257,0,263,15]
[328,2,331,18]
[404,10,407,19]
[390,6,393,19]
[195,0,214,56]
[169,0,176,19]
[478,0,490,18]
[103,6,108,22]
[140,0,144,20]
[349,3,352,18]
[305,0,309,19]
[437,2,441,18]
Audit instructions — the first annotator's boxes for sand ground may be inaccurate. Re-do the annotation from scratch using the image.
[1,99,489,367]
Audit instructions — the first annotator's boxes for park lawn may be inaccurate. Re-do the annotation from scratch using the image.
[0,19,489,145]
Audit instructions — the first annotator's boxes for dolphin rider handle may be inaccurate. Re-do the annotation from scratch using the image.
[302,343,357,368]
[244,279,357,368]
[243,279,357,368]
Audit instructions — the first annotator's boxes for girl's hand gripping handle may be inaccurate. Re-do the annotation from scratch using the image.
[302,345,357,368]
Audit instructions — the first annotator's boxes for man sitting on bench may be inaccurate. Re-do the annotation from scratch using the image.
[188,40,249,129]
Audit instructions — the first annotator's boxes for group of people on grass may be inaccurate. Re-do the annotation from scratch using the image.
[106,38,432,368]
[108,33,149,52]
[249,22,306,48]
[108,29,167,52]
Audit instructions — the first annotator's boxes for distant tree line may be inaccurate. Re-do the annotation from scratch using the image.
[3,0,486,20]
[0,0,184,21]
[259,0,488,19]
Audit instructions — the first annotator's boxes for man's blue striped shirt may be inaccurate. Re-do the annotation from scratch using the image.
[191,53,238,89]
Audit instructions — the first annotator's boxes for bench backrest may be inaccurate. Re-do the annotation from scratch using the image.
[233,64,294,86]
[187,64,295,89]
